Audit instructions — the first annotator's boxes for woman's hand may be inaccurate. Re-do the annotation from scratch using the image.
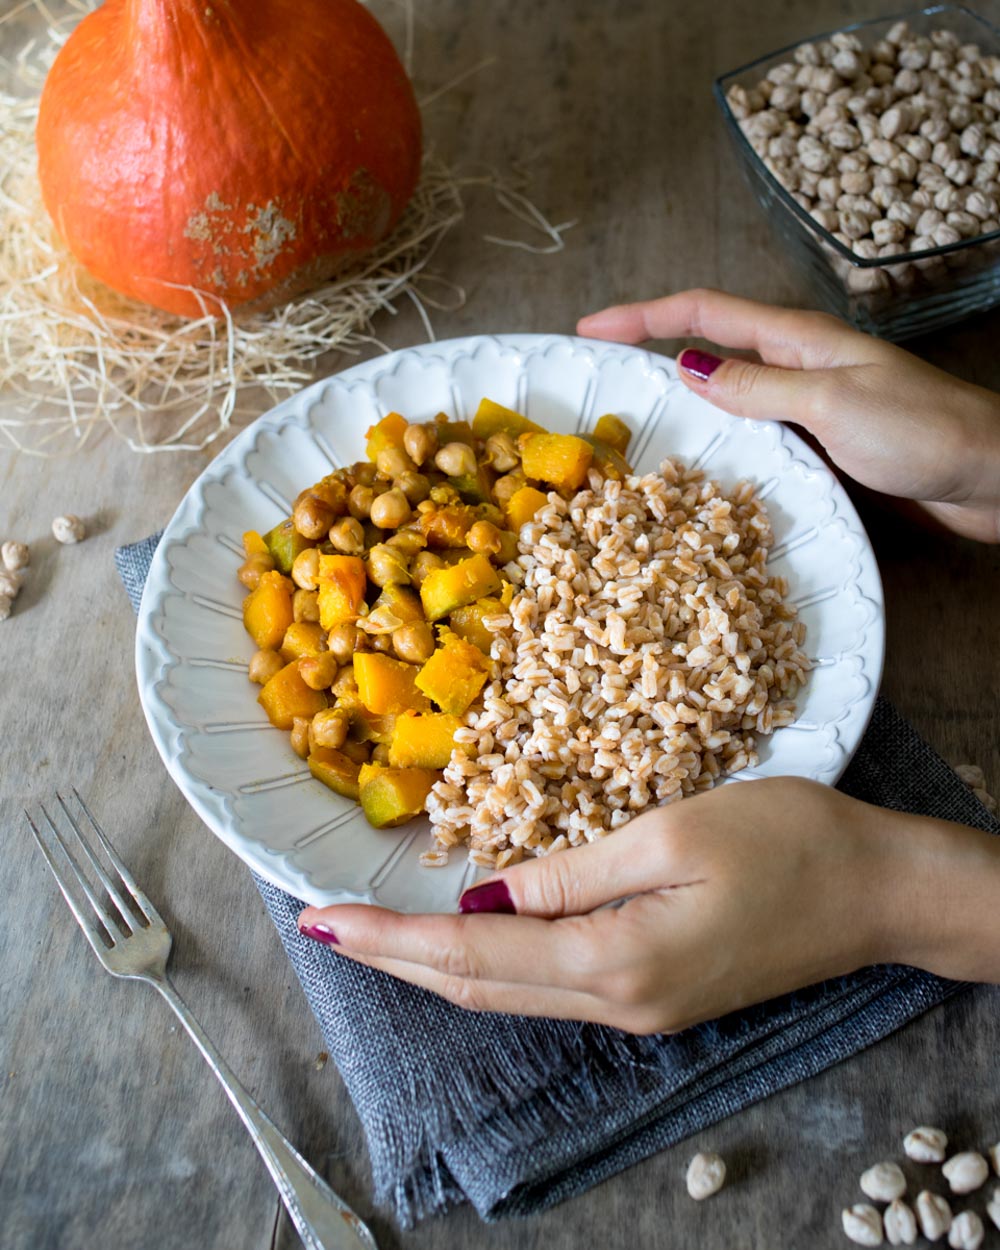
[297,778,1000,1034]
[577,289,1000,543]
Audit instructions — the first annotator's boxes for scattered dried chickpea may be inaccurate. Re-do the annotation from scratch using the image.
[467,519,504,557]
[292,588,320,623]
[0,593,11,622]
[402,421,438,466]
[290,717,311,759]
[1,541,29,572]
[52,514,86,544]
[291,547,320,589]
[392,620,436,663]
[298,653,339,691]
[0,569,21,600]
[485,431,520,472]
[329,516,365,554]
[238,551,275,590]
[370,488,412,529]
[435,441,477,477]
[249,648,284,684]
[310,708,350,749]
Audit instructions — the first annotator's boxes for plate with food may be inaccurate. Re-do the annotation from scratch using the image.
[136,334,884,912]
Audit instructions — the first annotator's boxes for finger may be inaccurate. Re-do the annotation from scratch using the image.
[298,903,604,990]
[677,349,844,431]
[578,288,865,370]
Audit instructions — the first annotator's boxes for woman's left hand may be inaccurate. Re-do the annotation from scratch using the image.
[297,777,988,1034]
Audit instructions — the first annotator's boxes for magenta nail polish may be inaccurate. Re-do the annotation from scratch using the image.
[458,879,516,915]
[299,923,340,947]
[678,349,724,381]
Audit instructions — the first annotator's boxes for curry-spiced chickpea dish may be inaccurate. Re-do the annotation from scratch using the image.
[239,399,810,869]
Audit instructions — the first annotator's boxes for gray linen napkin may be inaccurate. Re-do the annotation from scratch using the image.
[117,534,998,1225]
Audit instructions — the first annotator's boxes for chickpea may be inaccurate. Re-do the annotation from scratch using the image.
[372,744,391,765]
[370,488,412,529]
[329,516,365,554]
[331,670,360,703]
[434,441,478,478]
[402,422,438,466]
[238,551,275,590]
[386,529,426,556]
[467,520,504,556]
[310,708,351,750]
[372,632,394,653]
[367,543,411,587]
[375,445,417,480]
[309,477,348,515]
[410,550,445,587]
[298,652,339,690]
[492,472,526,507]
[392,620,436,664]
[352,461,378,487]
[292,588,320,622]
[290,716,312,760]
[292,492,335,539]
[485,431,520,472]
[415,499,436,514]
[396,470,431,505]
[291,547,320,590]
[248,648,283,684]
[327,621,361,664]
[348,484,375,520]
[340,738,372,765]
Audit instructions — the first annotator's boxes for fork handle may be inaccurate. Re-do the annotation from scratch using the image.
[151,977,376,1250]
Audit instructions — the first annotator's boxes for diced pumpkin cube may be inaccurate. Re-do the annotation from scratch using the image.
[449,596,505,653]
[520,432,593,492]
[365,412,408,462]
[258,661,328,729]
[372,584,424,627]
[349,707,398,744]
[353,652,431,715]
[279,621,327,662]
[418,504,476,548]
[389,712,461,769]
[358,763,439,828]
[505,485,549,531]
[308,747,361,801]
[264,517,311,574]
[419,553,501,621]
[316,554,367,631]
[593,414,632,455]
[472,397,544,440]
[583,435,632,481]
[434,418,474,445]
[243,529,269,558]
[243,570,294,650]
[449,464,494,505]
[416,635,490,715]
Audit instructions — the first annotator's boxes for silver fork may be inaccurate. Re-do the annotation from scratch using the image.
[26,791,378,1250]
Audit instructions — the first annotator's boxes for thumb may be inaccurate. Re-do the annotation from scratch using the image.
[677,347,822,428]
[457,810,688,918]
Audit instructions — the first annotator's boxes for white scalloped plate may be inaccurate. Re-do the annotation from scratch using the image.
[136,335,885,912]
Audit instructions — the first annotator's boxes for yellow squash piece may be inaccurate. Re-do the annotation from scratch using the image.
[472,397,544,440]
[349,707,398,744]
[449,597,505,653]
[505,485,549,531]
[258,662,328,730]
[279,621,326,662]
[264,517,311,574]
[308,746,362,801]
[243,570,294,651]
[358,763,439,828]
[372,584,424,626]
[243,529,269,558]
[418,504,477,549]
[317,554,367,632]
[416,634,490,715]
[419,553,501,621]
[365,412,408,462]
[593,414,632,455]
[520,431,593,492]
[353,652,431,715]
[389,712,461,769]
[582,436,632,481]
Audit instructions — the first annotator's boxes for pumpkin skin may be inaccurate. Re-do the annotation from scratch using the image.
[36,0,422,317]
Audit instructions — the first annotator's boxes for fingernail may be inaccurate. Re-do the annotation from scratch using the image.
[678,348,724,381]
[458,879,517,915]
[298,923,340,947]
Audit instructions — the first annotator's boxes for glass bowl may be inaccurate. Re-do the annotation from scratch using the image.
[714,5,1000,339]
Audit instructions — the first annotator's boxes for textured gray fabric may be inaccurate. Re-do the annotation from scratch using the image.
[118,533,998,1225]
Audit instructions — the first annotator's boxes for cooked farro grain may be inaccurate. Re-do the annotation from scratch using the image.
[424,458,810,867]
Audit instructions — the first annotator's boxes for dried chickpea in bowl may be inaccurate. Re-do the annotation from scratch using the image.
[238,398,624,833]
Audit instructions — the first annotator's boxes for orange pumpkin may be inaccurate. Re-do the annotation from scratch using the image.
[36,0,422,318]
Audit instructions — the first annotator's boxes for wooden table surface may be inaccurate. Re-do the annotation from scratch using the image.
[2,1,999,1247]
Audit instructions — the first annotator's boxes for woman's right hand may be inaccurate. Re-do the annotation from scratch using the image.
[577,289,1000,543]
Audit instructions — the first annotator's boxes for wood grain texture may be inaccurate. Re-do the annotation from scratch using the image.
[1,1,998,1248]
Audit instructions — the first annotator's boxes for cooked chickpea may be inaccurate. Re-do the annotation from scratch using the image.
[292,492,335,539]
[329,516,365,554]
[370,488,412,529]
[331,670,360,702]
[372,744,391,765]
[485,431,520,472]
[310,708,350,750]
[310,477,348,514]
[238,551,275,590]
[290,716,312,759]
[467,520,504,556]
[403,422,438,466]
[386,529,426,556]
[327,622,361,664]
[392,620,435,663]
[492,472,525,507]
[375,446,417,480]
[292,588,320,622]
[298,652,339,690]
[371,632,394,653]
[416,499,436,514]
[291,547,320,589]
[352,461,378,487]
[410,550,445,587]
[248,648,284,684]
[367,542,411,587]
[434,441,478,478]
[396,470,431,505]
[348,484,375,520]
